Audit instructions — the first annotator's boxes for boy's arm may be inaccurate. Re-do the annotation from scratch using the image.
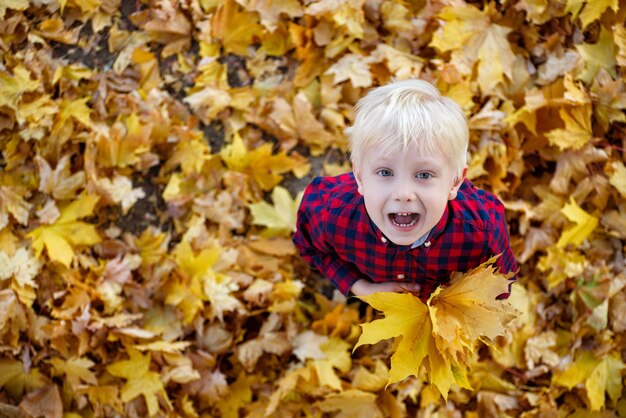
[293,224,363,295]
[487,200,518,298]
[293,179,363,295]
[350,279,421,296]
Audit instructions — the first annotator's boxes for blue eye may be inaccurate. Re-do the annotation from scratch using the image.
[377,169,393,177]
[416,172,432,180]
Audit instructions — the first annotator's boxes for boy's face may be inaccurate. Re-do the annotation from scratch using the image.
[353,144,467,246]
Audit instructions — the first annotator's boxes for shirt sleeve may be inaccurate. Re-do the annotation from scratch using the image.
[486,199,518,299]
[292,178,363,296]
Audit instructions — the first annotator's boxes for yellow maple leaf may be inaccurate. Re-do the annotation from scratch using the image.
[430,4,515,94]
[556,198,599,248]
[211,0,264,56]
[164,278,204,324]
[354,292,437,388]
[249,186,303,237]
[107,349,171,417]
[27,194,101,267]
[576,0,619,30]
[48,357,98,390]
[355,258,517,398]
[552,350,624,410]
[311,338,352,390]
[95,113,152,169]
[380,1,413,34]
[429,259,517,351]
[15,94,57,140]
[351,359,388,392]
[0,358,48,399]
[545,105,593,150]
[220,133,297,191]
[173,241,219,280]
[166,136,213,175]
[134,227,169,267]
[576,26,617,84]
[537,247,585,289]
[58,97,94,129]
[265,366,312,416]
[169,241,218,322]
[215,372,255,418]
[0,65,39,111]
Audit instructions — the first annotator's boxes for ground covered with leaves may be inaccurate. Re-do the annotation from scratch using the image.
[1,0,626,417]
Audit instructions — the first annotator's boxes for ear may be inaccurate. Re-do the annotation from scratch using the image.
[353,165,365,196]
[448,166,468,200]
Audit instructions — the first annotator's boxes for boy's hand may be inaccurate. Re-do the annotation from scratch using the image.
[350,279,420,296]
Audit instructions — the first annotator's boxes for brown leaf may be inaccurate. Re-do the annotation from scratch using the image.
[19,385,62,418]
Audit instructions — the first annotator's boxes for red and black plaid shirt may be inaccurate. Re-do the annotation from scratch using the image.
[293,173,518,298]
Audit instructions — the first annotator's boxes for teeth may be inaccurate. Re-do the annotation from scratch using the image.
[391,213,418,227]
[392,220,417,226]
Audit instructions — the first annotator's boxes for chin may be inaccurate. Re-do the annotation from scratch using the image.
[387,235,418,246]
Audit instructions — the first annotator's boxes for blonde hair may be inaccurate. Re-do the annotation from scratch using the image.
[346,79,469,176]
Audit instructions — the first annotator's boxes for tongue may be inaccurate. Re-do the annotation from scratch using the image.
[393,213,415,225]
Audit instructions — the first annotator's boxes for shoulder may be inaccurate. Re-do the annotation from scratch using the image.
[449,180,506,226]
[300,173,361,214]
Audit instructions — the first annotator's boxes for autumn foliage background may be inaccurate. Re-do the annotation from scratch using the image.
[1,0,626,416]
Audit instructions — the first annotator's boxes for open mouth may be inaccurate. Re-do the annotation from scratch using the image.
[388,212,420,228]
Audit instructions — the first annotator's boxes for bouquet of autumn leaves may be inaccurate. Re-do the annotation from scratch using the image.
[354,257,518,399]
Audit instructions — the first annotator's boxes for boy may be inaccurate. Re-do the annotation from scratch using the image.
[292,79,517,299]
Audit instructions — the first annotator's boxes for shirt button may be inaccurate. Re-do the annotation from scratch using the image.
[424,241,431,247]
[381,236,387,243]
[397,274,405,279]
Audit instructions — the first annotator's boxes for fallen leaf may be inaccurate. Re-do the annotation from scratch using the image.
[316,389,383,418]
[355,259,517,398]
[27,194,101,267]
[107,349,171,417]
[576,26,617,84]
[48,356,97,390]
[248,186,302,236]
[607,160,626,199]
[0,65,39,111]
[552,350,624,411]
[557,198,599,248]
[19,385,63,418]
[577,0,618,30]
[325,53,373,88]
[211,0,264,56]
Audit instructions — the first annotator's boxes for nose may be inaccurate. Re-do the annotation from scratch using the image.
[392,178,416,202]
